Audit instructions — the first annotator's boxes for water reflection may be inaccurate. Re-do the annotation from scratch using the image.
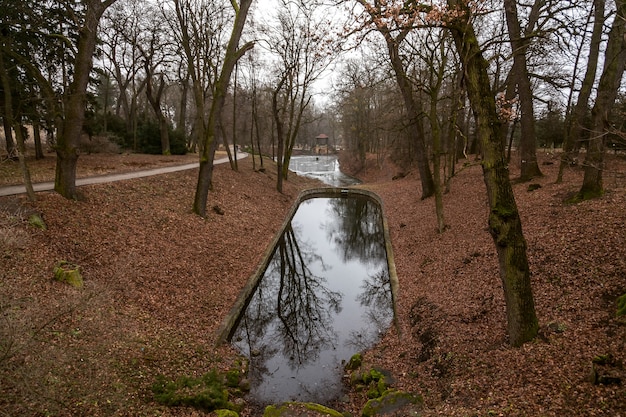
[289,155,361,187]
[231,196,393,406]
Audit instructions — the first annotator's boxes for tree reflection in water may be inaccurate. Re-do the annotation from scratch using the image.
[231,196,393,406]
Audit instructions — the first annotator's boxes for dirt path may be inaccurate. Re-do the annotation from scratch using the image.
[0,153,246,196]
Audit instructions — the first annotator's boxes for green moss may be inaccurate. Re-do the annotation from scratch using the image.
[565,188,604,204]
[362,390,423,417]
[215,410,239,417]
[225,369,240,388]
[592,354,614,365]
[53,261,83,288]
[28,214,46,230]
[152,367,245,413]
[617,293,626,316]
[263,402,345,417]
[491,204,516,219]
[345,353,362,371]
[350,368,388,399]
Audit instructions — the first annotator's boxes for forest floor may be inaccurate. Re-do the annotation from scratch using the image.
[1,148,625,416]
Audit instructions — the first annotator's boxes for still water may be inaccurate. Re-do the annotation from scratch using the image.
[230,194,393,406]
[289,155,360,186]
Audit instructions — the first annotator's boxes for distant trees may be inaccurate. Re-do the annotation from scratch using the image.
[0,0,119,199]
[197,0,252,208]
[355,0,435,199]
[334,56,399,168]
[557,0,606,183]
[576,0,626,200]
[265,0,336,192]
[503,0,542,181]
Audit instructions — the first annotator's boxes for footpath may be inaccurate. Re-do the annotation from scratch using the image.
[0,153,246,197]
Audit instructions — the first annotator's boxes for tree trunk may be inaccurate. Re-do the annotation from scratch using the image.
[429,40,447,233]
[431,97,445,233]
[159,116,171,155]
[273,74,287,194]
[178,75,189,144]
[0,47,35,201]
[33,119,44,159]
[281,94,309,182]
[504,0,542,181]
[2,115,16,159]
[146,72,171,155]
[192,0,253,216]
[558,0,605,183]
[577,0,626,200]
[384,30,435,199]
[232,64,239,171]
[55,0,117,199]
[447,0,539,346]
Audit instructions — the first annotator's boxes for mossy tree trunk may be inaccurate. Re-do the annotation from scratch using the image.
[446,0,539,346]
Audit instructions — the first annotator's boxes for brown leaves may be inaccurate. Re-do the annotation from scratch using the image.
[1,151,626,415]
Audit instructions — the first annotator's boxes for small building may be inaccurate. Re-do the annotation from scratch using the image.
[314,133,329,155]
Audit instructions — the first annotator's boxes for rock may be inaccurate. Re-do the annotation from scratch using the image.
[361,390,423,417]
[238,378,251,392]
[53,261,83,288]
[263,402,347,417]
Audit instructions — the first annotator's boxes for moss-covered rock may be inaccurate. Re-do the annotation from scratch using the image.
[350,368,394,399]
[361,390,423,417]
[53,261,83,288]
[345,353,363,371]
[152,364,249,413]
[28,213,46,230]
[216,410,239,417]
[263,402,347,417]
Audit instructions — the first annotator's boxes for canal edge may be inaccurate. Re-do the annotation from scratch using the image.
[214,186,402,345]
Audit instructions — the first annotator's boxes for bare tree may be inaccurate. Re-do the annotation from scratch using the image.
[557,0,605,183]
[445,0,539,346]
[101,0,147,150]
[264,0,336,191]
[354,0,435,199]
[137,5,175,155]
[192,0,253,216]
[576,0,626,200]
[411,28,456,232]
[503,0,543,181]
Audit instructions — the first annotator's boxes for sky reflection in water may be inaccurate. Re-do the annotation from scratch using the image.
[289,155,361,187]
[231,195,393,406]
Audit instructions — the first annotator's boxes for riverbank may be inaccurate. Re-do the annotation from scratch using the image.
[1,151,625,416]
